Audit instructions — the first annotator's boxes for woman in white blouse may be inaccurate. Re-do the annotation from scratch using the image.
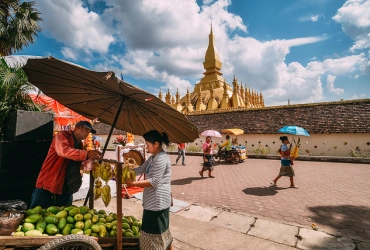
[126,130,173,250]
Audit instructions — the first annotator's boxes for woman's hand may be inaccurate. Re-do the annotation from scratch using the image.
[126,178,134,187]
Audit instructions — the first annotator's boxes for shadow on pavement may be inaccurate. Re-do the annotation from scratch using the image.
[171,177,203,185]
[242,186,289,196]
[308,205,370,240]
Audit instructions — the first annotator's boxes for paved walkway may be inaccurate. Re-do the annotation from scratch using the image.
[168,155,370,242]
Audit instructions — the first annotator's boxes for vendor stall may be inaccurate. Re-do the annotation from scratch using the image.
[222,128,247,161]
[2,57,199,249]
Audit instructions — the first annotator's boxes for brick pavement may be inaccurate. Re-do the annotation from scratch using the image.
[168,155,370,241]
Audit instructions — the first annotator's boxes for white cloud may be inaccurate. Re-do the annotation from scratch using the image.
[351,93,366,99]
[333,0,370,51]
[36,0,114,58]
[33,0,369,106]
[326,75,344,94]
[298,14,324,22]
[61,47,77,61]
[311,15,319,22]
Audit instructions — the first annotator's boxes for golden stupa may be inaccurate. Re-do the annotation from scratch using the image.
[159,26,264,114]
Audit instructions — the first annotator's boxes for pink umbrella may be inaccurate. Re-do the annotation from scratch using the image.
[200,130,222,137]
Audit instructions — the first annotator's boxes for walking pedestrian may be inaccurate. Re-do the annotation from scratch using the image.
[173,143,186,166]
[199,136,215,178]
[270,136,297,188]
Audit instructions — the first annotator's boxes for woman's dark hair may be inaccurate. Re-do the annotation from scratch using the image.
[143,130,170,147]
[226,135,230,139]
[206,136,211,140]
[279,136,288,142]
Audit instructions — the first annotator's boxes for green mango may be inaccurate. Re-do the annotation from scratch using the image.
[63,205,77,212]
[109,230,117,237]
[13,231,25,236]
[83,228,92,236]
[131,225,139,236]
[68,208,81,217]
[83,213,92,221]
[57,218,67,230]
[47,206,61,214]
[83,219,92,230]
[66,215,75,224]
[74,214,84,222]
[79,206,89,215]
[124,232,135,237]
[105,222,113,231]
[46,224,58,235]
[61,224,72,235]
[44,215,58,225]
[25,229,43,236]
[71,228,83,234]
[55,210,68,219]
[25,214,43,224]
[75,221,85,230]
[91,224,100,233]
[98,225,107,237]
[122,223,130,229]
[92,215,99,223]
[105,215,114,223]
[36,220,46,233]
[121,218,130,224]
[22,222,35,232]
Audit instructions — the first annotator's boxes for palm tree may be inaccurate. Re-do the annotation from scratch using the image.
[0,58,40,139]
[0,0,42,56]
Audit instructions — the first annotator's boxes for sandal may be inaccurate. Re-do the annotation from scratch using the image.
[208,175,215,178]
[269,182,277,187]
[199,171,203,178]
[290,185,298,188]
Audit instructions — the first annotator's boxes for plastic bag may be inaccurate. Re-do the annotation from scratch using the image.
[0,199,27,211]
[0,199,27,236]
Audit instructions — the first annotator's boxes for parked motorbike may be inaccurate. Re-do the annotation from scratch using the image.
[214,145,241,164]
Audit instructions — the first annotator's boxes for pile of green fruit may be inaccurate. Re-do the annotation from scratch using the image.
[13,205,141,237]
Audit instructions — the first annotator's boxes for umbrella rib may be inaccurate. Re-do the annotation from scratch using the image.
[128,100,196,142]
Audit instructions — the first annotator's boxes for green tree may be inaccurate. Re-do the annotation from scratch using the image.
[0,0,42,56]
[0,58,40,139]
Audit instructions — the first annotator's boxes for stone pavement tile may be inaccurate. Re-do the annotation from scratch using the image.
[210,211,255,234]
[297,228,356,250]
[357,241,370,250]
[176,205,221,222]
[170,213,297,250]
[170,156,370,241]
[247,218,299,247]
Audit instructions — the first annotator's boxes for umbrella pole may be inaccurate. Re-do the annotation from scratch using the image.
[101,99,125,158]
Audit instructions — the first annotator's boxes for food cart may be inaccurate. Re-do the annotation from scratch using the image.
[0,57,199,250]
[0,158,140,250]
[221,128,247,161]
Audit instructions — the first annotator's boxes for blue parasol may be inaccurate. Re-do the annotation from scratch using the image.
[278,126,310,136]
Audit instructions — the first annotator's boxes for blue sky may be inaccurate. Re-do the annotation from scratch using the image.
[16,0,370,106]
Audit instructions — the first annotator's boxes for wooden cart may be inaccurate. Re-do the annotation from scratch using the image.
[0,159,140,249]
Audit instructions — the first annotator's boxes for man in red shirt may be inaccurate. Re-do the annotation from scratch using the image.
[173,143,186,166]
[29,121,102,208]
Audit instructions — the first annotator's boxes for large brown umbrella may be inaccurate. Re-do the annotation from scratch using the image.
[23,57,199,150]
